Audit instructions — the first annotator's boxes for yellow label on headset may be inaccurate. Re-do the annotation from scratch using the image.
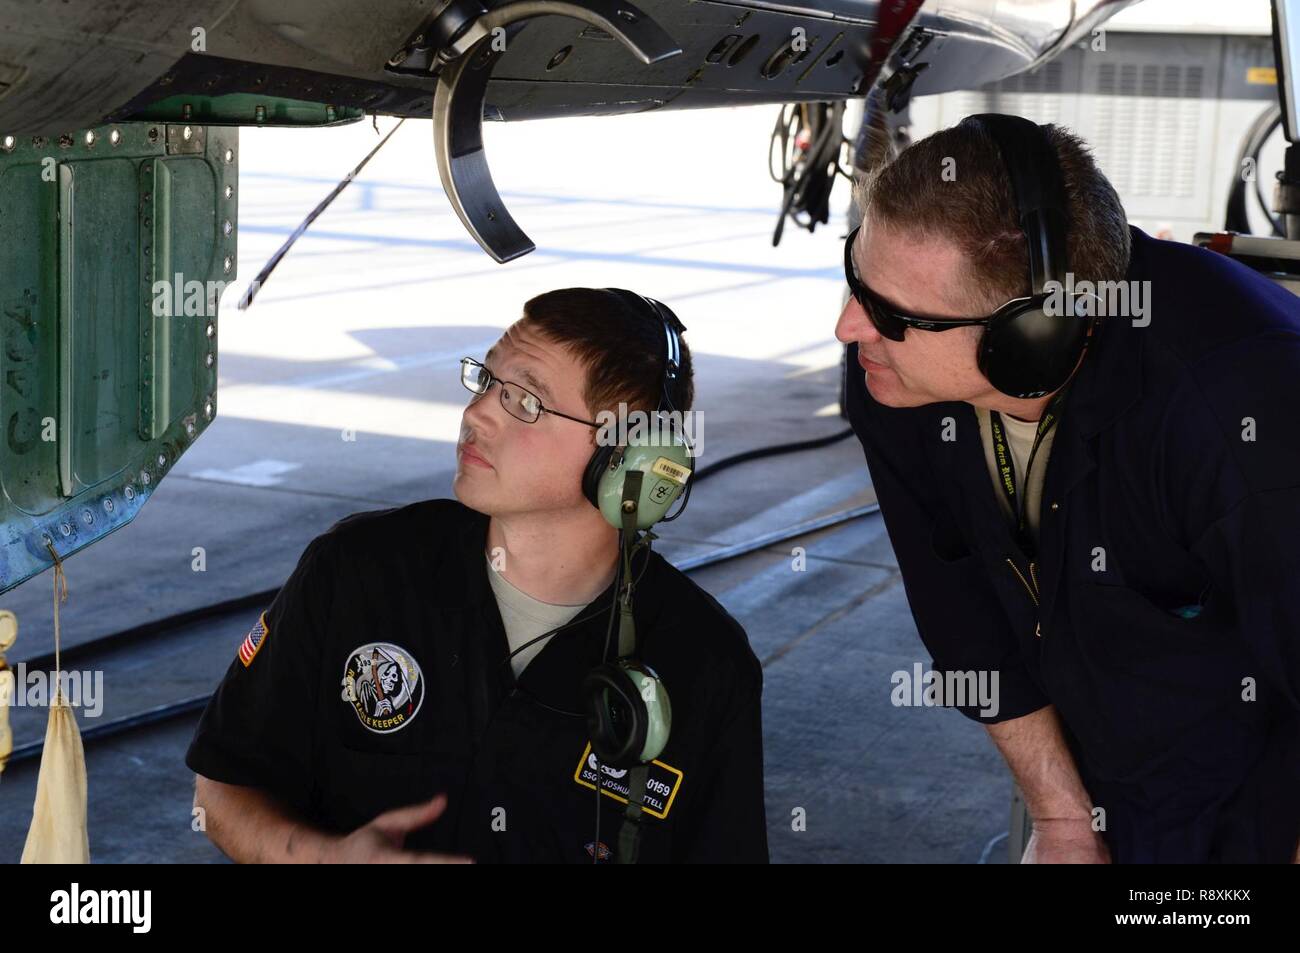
[650,457,691,485]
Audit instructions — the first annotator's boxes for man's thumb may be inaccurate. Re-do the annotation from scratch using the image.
[371,794,448,837]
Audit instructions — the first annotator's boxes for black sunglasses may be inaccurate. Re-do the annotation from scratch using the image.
[844,225,1028,341]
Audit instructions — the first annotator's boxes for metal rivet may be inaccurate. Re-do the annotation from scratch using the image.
[222,220,232,236]
[182,124,193,141]
[147,127,159,143]
[141,470,151,485]
[59,522,72,536]
[103,497,114,513]
[124,485,136,501]
[2,135,16,152]
[223,148,234,163]
[204,399,214,419]
[157,453,166,468]
[223,184,233,199]
[185,421,196,436]
[1050,502,1059,511]
[81,509,93,525]
[109,128,121,146]
[84,130,96,147]
[205,352,214,367]
[222,256,232,273]
[206,322,215,338]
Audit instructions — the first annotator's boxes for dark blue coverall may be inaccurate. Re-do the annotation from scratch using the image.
[846,227,1300,863]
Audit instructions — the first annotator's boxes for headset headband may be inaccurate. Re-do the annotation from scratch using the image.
[963,113,1069,296]
[603,288,688,413]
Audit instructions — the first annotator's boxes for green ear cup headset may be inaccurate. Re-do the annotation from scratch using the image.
[579,288,689,767]
[963,114,1098,400]
[580,288,694,862]
[580,288,695,530]
[581,469,670,864]
[581,467,672,768]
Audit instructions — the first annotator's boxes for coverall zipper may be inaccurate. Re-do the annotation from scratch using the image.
[1005,555,1043,637]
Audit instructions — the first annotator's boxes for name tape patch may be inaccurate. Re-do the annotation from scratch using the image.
[572,742,683,820]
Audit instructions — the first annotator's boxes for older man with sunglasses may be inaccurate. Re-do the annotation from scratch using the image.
[837,115,1300,864]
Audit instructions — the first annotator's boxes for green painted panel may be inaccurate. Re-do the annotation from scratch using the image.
[0,122,236,593]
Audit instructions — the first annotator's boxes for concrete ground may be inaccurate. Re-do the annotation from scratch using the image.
[0,106,1014,863]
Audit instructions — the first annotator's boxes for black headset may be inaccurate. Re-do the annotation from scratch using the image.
[962,113,1097,399]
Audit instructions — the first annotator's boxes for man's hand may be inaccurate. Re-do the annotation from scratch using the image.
[1021,817,1112,864]
[318,794,473,864]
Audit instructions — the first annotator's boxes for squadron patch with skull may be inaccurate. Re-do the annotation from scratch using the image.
[340,642,424,733]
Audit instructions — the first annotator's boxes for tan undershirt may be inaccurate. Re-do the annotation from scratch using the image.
[974,406,1058,550]
[486,554,587,678]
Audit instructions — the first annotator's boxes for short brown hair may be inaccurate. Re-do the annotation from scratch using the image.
[519,288,694,423]
[853,120,1130,311]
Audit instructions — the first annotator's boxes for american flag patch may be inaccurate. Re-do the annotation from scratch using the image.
[238,612,269,667]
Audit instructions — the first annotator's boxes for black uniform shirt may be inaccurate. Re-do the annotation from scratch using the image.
[185,498,769,863]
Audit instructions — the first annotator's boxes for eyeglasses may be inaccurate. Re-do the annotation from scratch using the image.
[844,224,1025,342]
[460,357,601,428]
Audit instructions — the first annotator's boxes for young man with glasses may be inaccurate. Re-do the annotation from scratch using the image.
[186,287,769,864]
[837,116,1300,863]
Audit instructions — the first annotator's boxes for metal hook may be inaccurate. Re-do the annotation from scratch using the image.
[432,0,682,262]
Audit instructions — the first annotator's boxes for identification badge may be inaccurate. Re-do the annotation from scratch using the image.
[572,742,683,820]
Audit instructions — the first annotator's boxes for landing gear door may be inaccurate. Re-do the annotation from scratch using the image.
[0,122,236,593]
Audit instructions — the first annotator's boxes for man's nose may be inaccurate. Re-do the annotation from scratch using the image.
[462,386,503,435]
[835,294,880,345]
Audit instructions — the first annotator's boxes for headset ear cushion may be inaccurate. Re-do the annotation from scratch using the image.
[582,445,617,507]
[581,664,647,768]
[978,302,1091,398]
